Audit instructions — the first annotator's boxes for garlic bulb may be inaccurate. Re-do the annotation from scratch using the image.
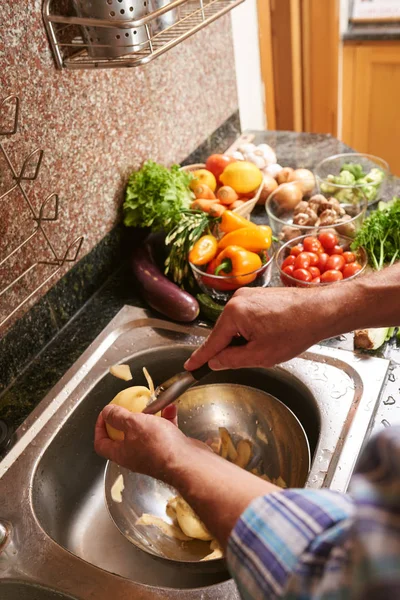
[255,144,277,166]
[238,143,256,154]
[263,163,283,179]
[230,151,245,161]
[244,152,266,169]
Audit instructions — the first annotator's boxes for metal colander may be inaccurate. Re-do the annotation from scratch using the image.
[73,0,149,58]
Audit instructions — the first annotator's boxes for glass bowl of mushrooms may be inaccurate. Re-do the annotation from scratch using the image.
[265,179,368,244]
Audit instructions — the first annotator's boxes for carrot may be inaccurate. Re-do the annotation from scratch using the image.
[217,186,239,206]
[193,184,216,200]
[191,199,218,213]
[230,200,246,210]
[209,203,226,217]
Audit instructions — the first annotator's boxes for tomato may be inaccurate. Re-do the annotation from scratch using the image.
[321,270,343,283]
[317,252,329,273]
[311,276,321,284]
[343,251,356,264]
[290,244,304,257]
[205,154,237,182]
[305,252,319,266]
[326,255,346,271]
[343,262,362,279]
[309,266,321,279]
[282,255,296,269]
[303,237,323,254]
[294,252,311,270]
[318,231,338,250]
[293,268,312,282]
[283,265,295,276]
[327,245,344,256]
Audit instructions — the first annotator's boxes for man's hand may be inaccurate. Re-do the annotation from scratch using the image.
[185,286,339,371]
[94,404,188,483]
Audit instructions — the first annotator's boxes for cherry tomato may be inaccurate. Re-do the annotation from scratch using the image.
[317,252,329,273]
[343,251,356,264]
[343,262,362,279]
[321,270,343,283]
[282,255,296,269]
[318,231,338,250]
[282,265,295,276]
[293,268,312,282]
[305,252,319,266]
[326,255,346,271]
[309,266,321,279]
[311,276,321,284]
[290,244,304,257]
[303,237,323,254]
[327,245,344,256]
[294,252,311,270]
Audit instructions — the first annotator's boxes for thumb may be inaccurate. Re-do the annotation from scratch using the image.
[102,404,139,434]
[209,342,260,370]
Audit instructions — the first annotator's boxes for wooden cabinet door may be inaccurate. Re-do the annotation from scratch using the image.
[343,42,400,176]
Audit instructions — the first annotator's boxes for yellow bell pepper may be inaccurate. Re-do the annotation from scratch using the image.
[214,245,262,287]
[219,211,258,234]
[218,225,272,253]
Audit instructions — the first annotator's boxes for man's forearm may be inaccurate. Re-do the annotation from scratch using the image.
[319,262,400,340]
[167,441,279,548]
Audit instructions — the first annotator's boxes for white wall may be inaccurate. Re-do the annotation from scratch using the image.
[230,0,266,131]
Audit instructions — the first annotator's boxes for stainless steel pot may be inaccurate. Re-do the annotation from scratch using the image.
[150,0,178,33]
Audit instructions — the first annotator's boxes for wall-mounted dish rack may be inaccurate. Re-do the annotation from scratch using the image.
[42,0,244,70]
[0,95,84,331]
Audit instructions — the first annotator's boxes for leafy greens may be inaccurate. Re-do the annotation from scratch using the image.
[123,160,193,232]
[351,197,400,270]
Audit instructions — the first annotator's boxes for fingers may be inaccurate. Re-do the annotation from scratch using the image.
[184,309,239,371]
[102,404,135,434]
[94,412,121,460]
[162,404,178,426]
[209,342,263,370]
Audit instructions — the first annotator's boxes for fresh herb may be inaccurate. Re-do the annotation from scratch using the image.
[165,211,214,286]
[351,197,400,270]
[123,161,193,232]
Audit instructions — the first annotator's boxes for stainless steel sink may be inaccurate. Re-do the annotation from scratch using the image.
[0,306,390,600]
[0,581,79,600]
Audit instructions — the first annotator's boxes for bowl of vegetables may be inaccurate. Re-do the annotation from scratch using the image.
[189,212,275,303]
[276,231,368,287]
[266,179,368,243]
[314,153,389,206]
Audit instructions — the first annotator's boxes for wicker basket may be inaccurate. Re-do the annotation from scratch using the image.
[181,163,262,219]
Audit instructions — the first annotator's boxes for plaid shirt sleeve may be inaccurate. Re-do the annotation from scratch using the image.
[226,426,400,600]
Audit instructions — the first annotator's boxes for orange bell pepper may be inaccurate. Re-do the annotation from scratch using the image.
[214,245,262,287]
[218,226,272,253]
[219,211,258,234]
[189,235,218,266]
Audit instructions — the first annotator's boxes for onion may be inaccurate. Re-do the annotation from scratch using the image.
[288,168,315,194]
[276,167,295,185]
[263,163,283,179]
[257,174,278,205]
[273,182,303,212]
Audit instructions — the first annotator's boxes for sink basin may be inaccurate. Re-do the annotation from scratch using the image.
[0,581,79,599]
[0,306,390,600]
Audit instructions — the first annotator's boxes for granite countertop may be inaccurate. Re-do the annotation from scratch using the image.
[343,24,400,42]
[1,130,400,454]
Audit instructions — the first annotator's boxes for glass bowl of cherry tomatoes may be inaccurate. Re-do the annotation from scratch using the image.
[276,230,368,287]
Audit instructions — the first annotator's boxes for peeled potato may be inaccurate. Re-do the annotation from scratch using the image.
[175,497,213,541]
[106,386,152,441]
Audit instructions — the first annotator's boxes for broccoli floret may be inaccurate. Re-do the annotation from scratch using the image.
[334,171,356,186]
[364,167,385,184]
[341,163,365,180]
[334,188,359,203]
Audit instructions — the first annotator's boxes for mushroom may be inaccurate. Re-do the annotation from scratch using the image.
[303,207,319,224]
[335,215,356,236]
[280,225,302,241]
[293,200,309,215]
[293,212,312,226]
[319,209,337,226]
[326,197,345,216]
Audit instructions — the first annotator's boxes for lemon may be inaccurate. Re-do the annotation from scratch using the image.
[220,161,263,194]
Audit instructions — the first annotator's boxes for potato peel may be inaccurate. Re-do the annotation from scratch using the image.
[234,439,252,469]
[136,514,191,541]
[109,364,132,381]
[219,427,238,461]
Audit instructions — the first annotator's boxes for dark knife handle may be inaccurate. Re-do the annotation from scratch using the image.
[190,335,248,381]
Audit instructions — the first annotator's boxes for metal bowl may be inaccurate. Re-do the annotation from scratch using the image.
[105,383,310,568]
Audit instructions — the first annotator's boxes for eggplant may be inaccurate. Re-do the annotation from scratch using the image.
[131,243,199,322]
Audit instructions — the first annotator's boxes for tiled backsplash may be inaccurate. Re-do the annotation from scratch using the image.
[1,1,238,331]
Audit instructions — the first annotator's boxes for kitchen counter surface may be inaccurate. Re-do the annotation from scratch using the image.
[343,24,400,42]
[1,129,400,454]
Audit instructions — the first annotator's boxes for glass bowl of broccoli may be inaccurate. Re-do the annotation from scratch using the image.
[315,153,389,206]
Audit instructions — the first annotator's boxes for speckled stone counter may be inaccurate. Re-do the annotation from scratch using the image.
[1,129,400,454]
[343,24,400,42]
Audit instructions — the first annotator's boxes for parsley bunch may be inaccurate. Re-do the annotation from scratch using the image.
[123,161,193,232]
[351,198,400,270]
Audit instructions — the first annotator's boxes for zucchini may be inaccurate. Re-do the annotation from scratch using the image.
[197,294,224,322]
